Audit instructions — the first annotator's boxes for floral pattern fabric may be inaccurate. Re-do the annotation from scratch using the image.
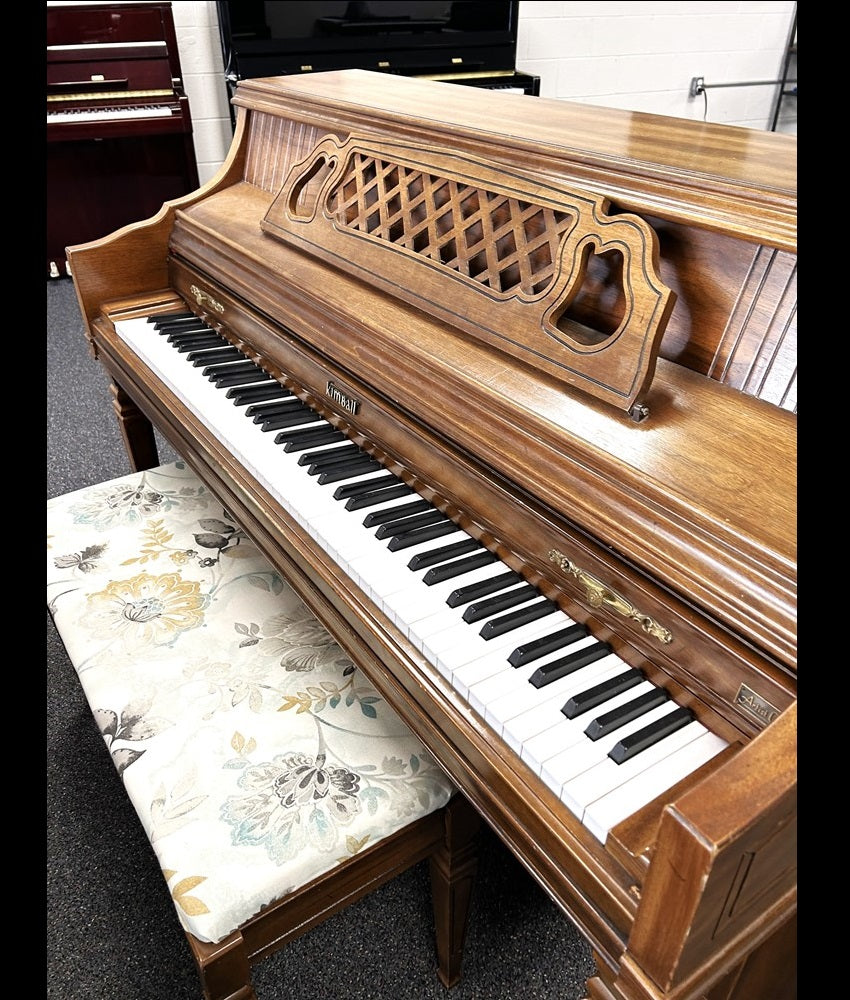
[47,461,456,944]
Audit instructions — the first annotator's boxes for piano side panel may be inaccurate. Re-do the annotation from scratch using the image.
[613,704,796,999]
[65,112,248,333]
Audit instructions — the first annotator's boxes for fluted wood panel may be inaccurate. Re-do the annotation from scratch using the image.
[708,248,797,413]
[244,114,327,194]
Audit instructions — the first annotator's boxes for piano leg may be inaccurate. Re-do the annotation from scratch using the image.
[430,794,481,988]
[110,379,159,471]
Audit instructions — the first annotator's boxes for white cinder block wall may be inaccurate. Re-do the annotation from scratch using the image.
[171,1,797,187]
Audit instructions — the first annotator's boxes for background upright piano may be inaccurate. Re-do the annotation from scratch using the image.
[47,1,199,278]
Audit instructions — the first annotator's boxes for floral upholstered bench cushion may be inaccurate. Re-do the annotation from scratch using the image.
[46,461,456,945]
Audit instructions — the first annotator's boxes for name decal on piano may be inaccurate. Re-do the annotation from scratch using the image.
[189,285,224,314]
[735,684,779,725]
[548,550,673,644]
[326,381,360,415]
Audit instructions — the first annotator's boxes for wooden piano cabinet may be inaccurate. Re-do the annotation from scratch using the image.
[65,70,796,1000]
[48,133,199,277]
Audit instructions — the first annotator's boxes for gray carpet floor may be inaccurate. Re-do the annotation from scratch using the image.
[46,276,597,1000]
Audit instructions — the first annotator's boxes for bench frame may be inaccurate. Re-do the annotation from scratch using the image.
[190,794,480,1000]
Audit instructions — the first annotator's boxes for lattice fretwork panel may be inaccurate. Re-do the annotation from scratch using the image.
[330,153,574,297]
[262,134,675,417]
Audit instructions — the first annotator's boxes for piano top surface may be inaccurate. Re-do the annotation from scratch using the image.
[236,70,796,222]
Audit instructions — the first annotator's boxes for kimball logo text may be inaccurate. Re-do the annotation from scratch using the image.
[326,381,359,415]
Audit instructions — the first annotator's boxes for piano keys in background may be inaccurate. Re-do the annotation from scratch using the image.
[47,1,198,278]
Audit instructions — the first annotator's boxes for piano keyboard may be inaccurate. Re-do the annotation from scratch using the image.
[47,106,174,124]
[114,310,729,843]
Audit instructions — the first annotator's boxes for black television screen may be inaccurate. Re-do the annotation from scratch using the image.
[217,1,521,80]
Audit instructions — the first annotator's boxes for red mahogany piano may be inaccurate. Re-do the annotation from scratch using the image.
[47,1,199,277]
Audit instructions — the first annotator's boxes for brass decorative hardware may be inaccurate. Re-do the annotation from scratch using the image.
[189,285,224,313]
[548,550,673,644]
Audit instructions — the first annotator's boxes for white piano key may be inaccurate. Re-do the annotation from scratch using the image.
[559,715,710,820]
[582,730,729,842]
[538,692,671,791]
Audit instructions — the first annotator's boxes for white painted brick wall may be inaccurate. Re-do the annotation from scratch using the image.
[169,1,796,185]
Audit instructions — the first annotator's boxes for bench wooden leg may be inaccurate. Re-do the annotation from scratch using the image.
[188,928,257,1000]
[430,794,481,988]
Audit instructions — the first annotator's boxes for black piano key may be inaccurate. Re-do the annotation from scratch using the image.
[227,382,287,405]
[333,474,400,500]
[344,484,414,510]
[277,428,346,452]
[176,336,226,353]
[561,667,644,720]
[608,705,694,765]
[244,394,296,416]
[479,598,558,640]
[362,498,432,527]
[528,634,604,687]
[149,311,196,326]
[308,454,374,478]
[508,623,590,667]
[387,520,460,551]
[298,443,363,468]
[166,324,212,338]
[374,510,448,540]
[205,360,260,381]
[188,346,243,367]
[170,332,217,347]
[250,399,310,422]
[422,550,498,585]
[584,687,670,741]
[154,319,207,333]
[316,458,382,484]
[446,569,522,608]
[261,409,324,431]
[215,368,273,388]
[406,537,482,570]
[150,310,201,322]
[462,584,539,624]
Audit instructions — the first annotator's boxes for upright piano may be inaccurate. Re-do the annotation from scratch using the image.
[66,70,797,1000]
[47,1,199,278]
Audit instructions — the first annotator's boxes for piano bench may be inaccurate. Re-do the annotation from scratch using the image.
[46,460,479,1000]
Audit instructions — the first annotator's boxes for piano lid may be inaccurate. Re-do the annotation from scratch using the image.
[233,70,796,250]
